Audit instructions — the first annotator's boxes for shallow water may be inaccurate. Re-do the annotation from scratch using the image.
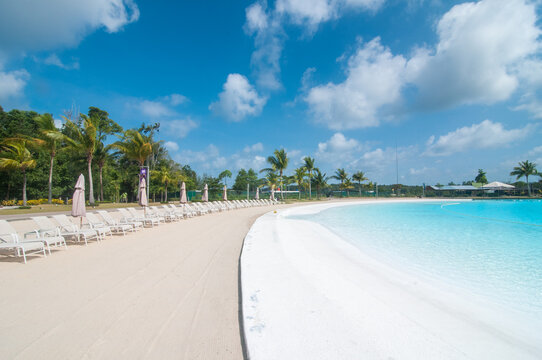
[293,200,542,314]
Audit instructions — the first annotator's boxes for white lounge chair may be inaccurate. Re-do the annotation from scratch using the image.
[85,213,114,238]
[126,208,160,227]
[0,221,48,263]
[96,210,137,234]
[1,219,66,253]
[48,215,100,245]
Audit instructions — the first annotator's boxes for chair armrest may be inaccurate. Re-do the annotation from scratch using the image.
[24,230,40,239]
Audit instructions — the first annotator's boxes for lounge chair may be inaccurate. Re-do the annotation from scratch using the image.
[0,221,48,263]
[37,215,99,245]
[1,218,65,254]
[96,210,137,234]
[126,208,160,227]
[179,204,197,218]
[111,209,144,230]
[161,205,184,220]
[85,213,114,238]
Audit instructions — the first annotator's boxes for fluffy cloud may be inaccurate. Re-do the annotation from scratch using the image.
[162,118,198,139]
[38,54,80,70]
[276,0,385,29]
[305,0,542,128]
[209,74,267,121]
[244,0,385,91]
[244,142,264,153]
[409,0,541,110]
[132,94,190,118]
[315,132,365,166]
[0,69,29,101]
[139,100,175,118]
[164,141,179,152]
[0,0,139,54]
[306,38,406,129]
[425,120,532,156]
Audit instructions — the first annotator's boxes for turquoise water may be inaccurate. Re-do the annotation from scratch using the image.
[293,200,542,314]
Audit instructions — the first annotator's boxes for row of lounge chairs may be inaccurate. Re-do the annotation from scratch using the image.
[0,199,280,264]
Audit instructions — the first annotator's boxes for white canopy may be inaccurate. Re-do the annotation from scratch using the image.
[482,181,515,190]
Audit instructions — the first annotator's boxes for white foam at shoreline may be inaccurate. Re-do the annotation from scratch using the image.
[241,199,542,360]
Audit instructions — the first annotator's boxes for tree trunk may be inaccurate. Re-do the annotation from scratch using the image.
[165,183,168,202]
[308,172,312,199]
[527,176,531,197]
[22,170,27,206]
[87,155,95,205]
[99,165,104,202]
[280,170,284,200]
[359,182,362,197]
[48,154,54,204]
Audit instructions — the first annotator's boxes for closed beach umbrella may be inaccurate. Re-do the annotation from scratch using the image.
[71,174,86,218]
[222,185,228,201]
[202,184,209,202]
[139,177,148,212]
[180,182,187,204]
[270,188,275,201]
[255,187,259,200]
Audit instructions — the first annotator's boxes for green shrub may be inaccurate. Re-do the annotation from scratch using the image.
[18,206,31,209]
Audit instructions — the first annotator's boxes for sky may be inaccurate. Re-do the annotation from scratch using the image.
[1,0,541,185]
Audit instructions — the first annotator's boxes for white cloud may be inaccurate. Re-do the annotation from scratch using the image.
[162,118,199,139]
[305,0,542,128]
[209,74,267,121]
[164,141,179,152]
[527,145,542,157]
[306,38,406,129]
[139,100,175,118]
[168,94,188,106]
[0,0,139,54]
[244,0,385,91]
[177,144,228,172]
[54,118,63,129]
[408,0,541,110]
[243,142,264,153]
[315,132,365,166]
[425,120,532,156]
[40,54,80,70]
[276,0,385,30]
[0,69,29,101]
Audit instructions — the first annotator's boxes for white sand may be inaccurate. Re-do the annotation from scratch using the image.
[241,200,542,360]
[0,204,284,360]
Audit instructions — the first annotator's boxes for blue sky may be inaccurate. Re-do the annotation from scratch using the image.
[1,0,541,185]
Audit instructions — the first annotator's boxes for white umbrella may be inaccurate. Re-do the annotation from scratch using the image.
[202,184,209,202]
[255,187,259,200]
[180,182,187,204]
[71,174,86,222]
[139,177,148,214]
[222,185,228,201]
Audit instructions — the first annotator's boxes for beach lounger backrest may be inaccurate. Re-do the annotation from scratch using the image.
[0,220,19,243]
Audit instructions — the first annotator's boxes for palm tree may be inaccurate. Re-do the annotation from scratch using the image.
[265,172,278,190]
[0,139,37,206]
[294,167,307,200]
[219,170,232,186]
[33,114,65,204]
[312,168,328,198]
[475,169,487,185]
[261,149,289,200]
[510,160,538,196]
[94,143,114,202]
[352,171,368,197]
[64,115,98,205]
[331,168,348,197]
[342,178,354,197]
[112,129,154,167]
[303,156,315,200]
[153,166,174,202]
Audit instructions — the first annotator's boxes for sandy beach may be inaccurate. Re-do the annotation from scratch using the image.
[241,200,542,360]
[0,204,286,359]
